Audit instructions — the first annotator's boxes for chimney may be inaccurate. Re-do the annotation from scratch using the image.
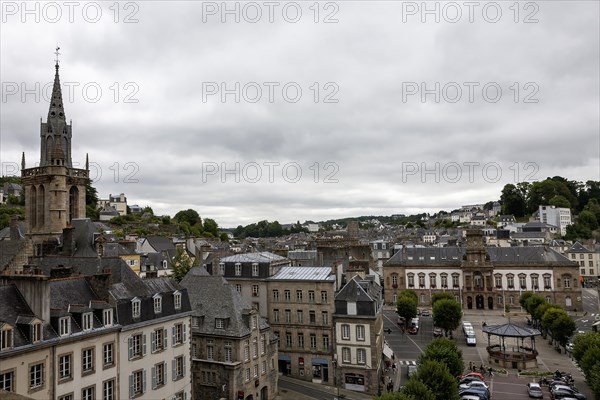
[9,215,21,240]
[8,272,50,322]
[86,271,112,302]
[61,226,75,256]
[50,265,73,279]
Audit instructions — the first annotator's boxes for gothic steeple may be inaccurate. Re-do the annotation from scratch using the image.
[39,47,72,167]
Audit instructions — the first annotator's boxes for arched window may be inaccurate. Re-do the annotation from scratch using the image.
[69,186,79,222]
[37,185,45,227]
[29,186,37,228]
[565,296,572,307]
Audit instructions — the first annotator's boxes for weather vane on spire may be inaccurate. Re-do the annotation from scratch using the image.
[54,45,61,65]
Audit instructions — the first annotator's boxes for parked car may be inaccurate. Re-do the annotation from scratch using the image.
[433,327,443,337]
[463,321,473,333]
[527,382,544,398]
[459,381,489,391]
[407,364,417,377]
[461,396,482,400]
[459,387,490,400]
[550,387,586,400]
[421,309,430,316]
[460,376,485,385]
[408,326,418,334]
[460,372,485,382]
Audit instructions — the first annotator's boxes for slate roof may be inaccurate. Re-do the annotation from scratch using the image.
[287,250,318,260]
[566,242,592,253]
[269,266,334,281]
[35,256,135,283]
[510,232,547,239]
[104,242,137,257]
[49,277,101,310]
[110,277,191,327]
[144,236,176,253]
[487,247,573,264]
[69,218,104,257]
[385,246,574,265]
[336,276,381,303]
[180,269,268,337]
[0,284,57,347]
[482,323,540,337]
[386,247,463,265]
[221,252,288,264]
[0,240,27,271]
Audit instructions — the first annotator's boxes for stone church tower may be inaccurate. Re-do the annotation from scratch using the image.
[21,56,89,243]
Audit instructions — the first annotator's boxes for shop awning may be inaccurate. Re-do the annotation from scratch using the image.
[278,355,291,361]
[312,357,328,365]
[383,342,394,359]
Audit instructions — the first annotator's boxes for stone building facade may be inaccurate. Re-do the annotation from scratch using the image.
[383,229,582,311]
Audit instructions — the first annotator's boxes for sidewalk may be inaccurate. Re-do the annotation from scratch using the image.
[275,375,374,400]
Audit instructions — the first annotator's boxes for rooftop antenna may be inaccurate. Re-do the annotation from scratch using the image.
[54,45,61,65]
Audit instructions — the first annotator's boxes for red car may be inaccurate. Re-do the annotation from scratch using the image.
[460,372,485,382]
[408,326,418,334]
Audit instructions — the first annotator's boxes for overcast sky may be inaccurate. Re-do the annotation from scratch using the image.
[1,1,599,227]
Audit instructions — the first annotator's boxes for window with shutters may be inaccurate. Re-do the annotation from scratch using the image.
[129,333,145,360]
[261,334,266,354]
[103,309,113,327]
[102,379,115,400]
[151,328,166,353]
[130,369,145,398]
[152,362,166,389]
[173,323,186,346]
[173,356,185,380]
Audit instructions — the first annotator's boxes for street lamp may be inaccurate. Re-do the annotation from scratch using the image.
[332,356,340,400]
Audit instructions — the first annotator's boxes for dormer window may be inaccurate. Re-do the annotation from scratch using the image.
[235,263,242,276]
[1,326,14,350]
[32,323,42,343]
[82,312,93,331]
[252,263,259,277]
[132,299,141,318]
[162,260,167,269]
[59,317,71,336]
[173,291,182,310]
[153,295,162,314]
[219,263,225,275]
[215,319,225,329]
[103,309,113,327]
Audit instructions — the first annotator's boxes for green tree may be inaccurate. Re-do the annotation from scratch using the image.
[500,183,526,217]
[400,378,435,400]
[579,346,600,379]
[219,232,230,242]
[431,292,454,307]
[432,299,462,337]
[573,332,600,363]
[85,180,100,220]
[415,359,460,400]
[550,314,576,347]
[203,218,219,237]
[174,209,202,227]
[419,338,464,378]
[397,296,417,326]
[399,289,418,303]
[171,247,193,282]
[519,291,533,309]
[374,392,416,400]
[525,295,546,323]
[549,195,571,208]
[587,362,600,400]
[578,210,599,231]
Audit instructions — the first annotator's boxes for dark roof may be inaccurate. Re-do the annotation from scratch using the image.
[0,241,27,271]
[49,277,99,310]
[104,242,137,257]
[386,247,463,266]
[336,276,380,303]
[110,277,191,327]
[144,236,176,252]
[35,256,134,283]
[566,242,591,253]
[180,268,268,337]
[70,218,104,257]
[0,284,36,325]
[482,323,540,337]
[510,232,547,239]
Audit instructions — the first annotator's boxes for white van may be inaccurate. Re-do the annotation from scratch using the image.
[462,321,473,334]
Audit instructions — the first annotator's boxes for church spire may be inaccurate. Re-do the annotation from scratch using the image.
[39,46,72,167]
[48,46,66,123]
